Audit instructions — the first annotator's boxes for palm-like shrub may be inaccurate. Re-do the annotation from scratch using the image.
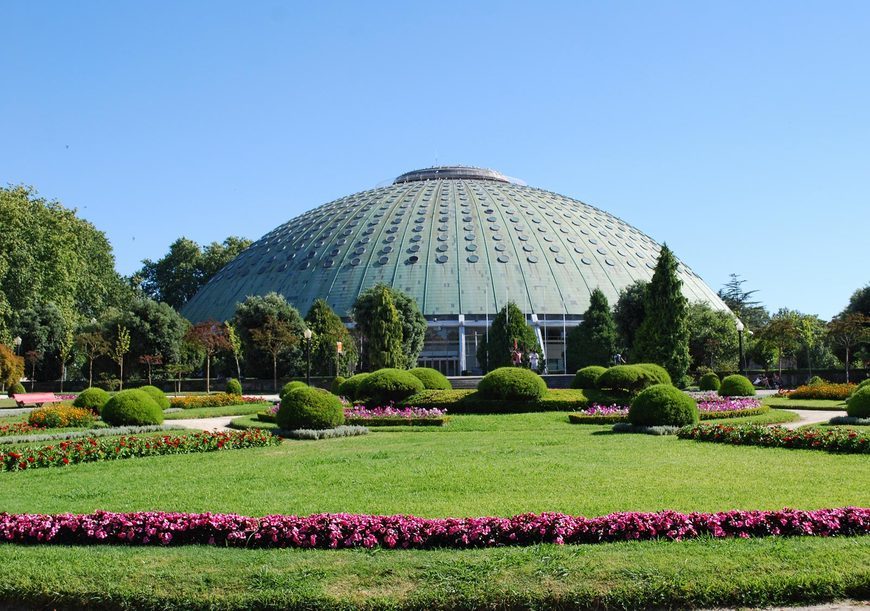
[101,389,164,426]
[277,386,345,430]
[846,386,870,418]
[225,378,243,396]
[359,369,425,404]
[629,384,698,426]
[718,375,756,397]
[279,381,308,402]
[698,372,721,391]
[477,367,547,401]
[339,373,370,400]
[571,366,607,389]
[73,387,111,413]
[138,385,170,410]
[409,367,452,390]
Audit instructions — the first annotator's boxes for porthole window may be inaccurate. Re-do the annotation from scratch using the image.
[466,244,478,252]
[408,255,419,264]
[436,255,448,264]
[555,256,566,264]
[497,255,510,263]
[467,255,479,263]
[436,244,448,253]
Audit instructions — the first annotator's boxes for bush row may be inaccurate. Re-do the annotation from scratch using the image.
[399,389,596,414]
[0,507,865,549]
[0,430,281,472]
[678,423,870,454]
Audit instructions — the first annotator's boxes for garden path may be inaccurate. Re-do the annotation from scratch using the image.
[780,409,847,430]
[170,416,235,432]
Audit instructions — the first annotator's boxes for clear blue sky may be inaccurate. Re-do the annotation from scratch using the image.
[3,1,867,321]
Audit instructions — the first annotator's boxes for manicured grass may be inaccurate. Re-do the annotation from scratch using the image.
[163,404,270,420]
[763,396,848,411]
[0,397,17,409]
[229,414,279,430]
[707,408,800,425]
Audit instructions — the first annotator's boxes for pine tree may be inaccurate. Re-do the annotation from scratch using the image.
[481,302,540,370]
[633,244,690,385]
[566,289,617,369]
[367,286,403,370]
[305,298,358,376]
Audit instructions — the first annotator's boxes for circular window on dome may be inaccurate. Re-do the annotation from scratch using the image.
[336,238,346,246]
[408,244,420,253]
[467,255,479,263]
[413,225,423,232]
[391,219,402,225]
[627,260,637,268]
[523,244,534,252]
[407,255,419,264]
[589,238,598,244]
[492,234,503,241]
[549,245,560,253]
[437,235,448,242]
[510,216,519,223]
[354,247,365,256]
[605,258,615,266]
[464,224,474,231]
[439,216,448,222]
[342,229,353,236]
[581,257,592,265]
[555,256,566,264]
[415,217,425,224]
[497,255,510,263]
[514,224,525,231]
[410,235,422,242]
[382,246,393,254]
[518,234,528,241]
[438,225,448,232]
[543,235,554,242]
[386,227,398,234]
[489,224,500,231]
[378,256,389,265]
[646,262,656,269]
[495,244,507,252]
[436,255,448,264]
[597,247,608,255]
[385,235,396,243]
[359,236,370,244]
[466,244,478,252]
[527,255,539,263]
[436,244,448,253]
[278,264,287,272]
[299,261,310,270]
[323,260,334,268]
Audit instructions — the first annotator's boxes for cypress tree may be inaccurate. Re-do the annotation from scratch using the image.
[367,286,403,370]
[566,288,617,369]
[632,244,691,385]
[480,302,540,370]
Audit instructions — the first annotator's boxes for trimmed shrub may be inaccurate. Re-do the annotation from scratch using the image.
[73,387,111,413]
[8,382,25,397]
[571,366,607,389]
[698,372,721,391]
[718,375,756,397]
[331,376,346,395]
[846,386,870,418]
[853,379,870,394]
[28,405,95,429]
[225,378,243,396]
[277,386,344,430]
[807,375,826,386]
[279,381,308,402]
[629,384,699,427]
[477,367,547,401]
[634,363,672,386]
[359,369,425,404]
[169,394,266,409]
[101,389,164,426]
[409,367,452,390]
[138,385,170,410]
[339,373,370,400]
[596,365,654,394]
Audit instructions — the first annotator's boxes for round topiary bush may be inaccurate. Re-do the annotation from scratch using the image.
[331,376,346,395]
[277,386,345,430]
[280,381,308,402]
[101,389,164,426]
[477,367,547,401]
[409,367,452,390]
[698,372,721,391]
[138,385,170,410]
[8,382,25,397]
[596,365,656,394]
[338,373,370,400]
[571,366,607,389]
[806,375,826,386]
[629,384,699,427]
[854,379,870,394]
[634,363,672,386]
[73,387,111,413]
[846,386,870,418]
[225,378,243,396]
[358,369,425,404]
[718,374,756,397]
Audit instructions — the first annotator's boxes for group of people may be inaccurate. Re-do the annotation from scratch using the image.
[511,348,541,372]
[752,373,784,389]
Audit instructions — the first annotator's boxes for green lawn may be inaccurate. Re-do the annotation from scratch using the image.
[0,411,867,608]
[163,403,269,420]
[763,396,848,410]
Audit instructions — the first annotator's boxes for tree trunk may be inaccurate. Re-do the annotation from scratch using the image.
[88,357,94,388]
[845,346,850,383]
[119,359,124,391]
[60,363,64,393]
[206,355,211,394]
[235,356,242,381]
[273,353,278,392]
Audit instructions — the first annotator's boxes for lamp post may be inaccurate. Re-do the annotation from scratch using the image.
[336,341,343,377]
[13,336,22,356]
[736,319,745,375]
[303,328,312,386]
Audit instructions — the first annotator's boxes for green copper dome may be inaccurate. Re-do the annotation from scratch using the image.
[182,166,728,322]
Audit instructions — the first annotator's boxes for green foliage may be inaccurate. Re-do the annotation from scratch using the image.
[478,302,540,371]
[338,373,369,400]
[632,245,691,385]
[698,372,721,391]
[613,280,647,352]
[11,301,68,380]
[138,385,170,410]
[280,381,308,402]
[101,389,165,426]
[717,274,768,332]
[304,299,358,377]
[596,364,663,394]
[719,374,756,397]
[807,376,825,386]
[231,293,306,380]
[9,382,26,396]
[73,387,110,413]
[846,386,870,418]
[331,376,346,395]
[477,367,547,401]
[855,379,870,393]
[571,365,607,389]
[409,367,451,390]
[0,344,24,389]
[629,384,699,426]
[686,302,739,371]
[352,284,426,370]
[277,386,344,430]
[566,289,617,369]
[225,378,243,396]
[634,363,672,386]
[359,368,425,404]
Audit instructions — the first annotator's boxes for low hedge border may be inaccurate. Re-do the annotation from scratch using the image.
[612,423,682,436]
[0,507,865,549]
[401,389,606,413]
[169,394,270,409]
[284,426,369,440]
[568,405,771,425]
[828,416,870,426]
[567,413,625,425]
[0,430,281,472]
[0,424,185,446]
[678,423,870,454]
[345,417,449,427]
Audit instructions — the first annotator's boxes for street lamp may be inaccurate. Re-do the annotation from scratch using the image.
[13,336,22,356]
[303,328,312,385]
[336,341,343,377]
[736,319,745,375]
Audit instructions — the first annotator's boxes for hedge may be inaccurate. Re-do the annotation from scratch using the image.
[401,389,595,414]
[718,375,756,397]
[477,367,547,401]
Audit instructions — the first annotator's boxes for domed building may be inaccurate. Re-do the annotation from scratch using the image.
[182,166,728,375]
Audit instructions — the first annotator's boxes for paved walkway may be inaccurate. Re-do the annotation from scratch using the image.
[169,416,236,432]
[780,408,847,429]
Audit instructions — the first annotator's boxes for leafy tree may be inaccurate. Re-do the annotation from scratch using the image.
[633,245,691,385]
[0,344,24,390]
[185,320,231,393]
[355,286,404,370]
[225,322,243,380]
[686,302,739,371]
[613,280,647,355]
[844,284,870,317]
[137,236,251,310]
[717,273,768,331]
[478,302,540,371]
[11,302,68,382]
[108,325,131,390]
[304,299,358,377]
[352,284,426,370]
[24,350,41,391]
[758,309,802,375]
[231,293,306,379]
[57,329,75,392]
[566,289,616,369]
[250,316,298,391]
[76,330,109,388]
[138,354,163,385]
[827,313,870,382]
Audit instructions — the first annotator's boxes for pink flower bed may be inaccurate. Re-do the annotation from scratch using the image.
[579,404,628,416]
[345,405,446,419]
[0,507,865,549]
[578,394,761,417]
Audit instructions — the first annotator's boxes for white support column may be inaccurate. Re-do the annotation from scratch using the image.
[531,313,546,360]
[458,315,466,374]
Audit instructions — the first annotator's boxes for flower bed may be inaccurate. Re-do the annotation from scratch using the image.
[0,429,281,472]
[344,405,449,426]
[169,394,270,410]
[569,397,768,424]
[0,422,43,437]
[785,384,855,401]
[28,405,95,428]
[678,423,870,454]
[0,507,865,549]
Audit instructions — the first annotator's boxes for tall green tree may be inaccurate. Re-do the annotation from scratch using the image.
[478,302,540,371]
[249,316,297,391]
[686,302,739,371]
[352,284,426,370]
[566,289,617,369]
[633,244,691,385]
[305,299,358,377]
[185,320,231,393]
[613,280,647,354]
[358,286,403,370]
[230,293,306,379]
[758,309,802,375]
[827,313,870,382]
[11,302,68,382]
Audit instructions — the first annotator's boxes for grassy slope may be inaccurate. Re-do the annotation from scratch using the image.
[763,396,848,410]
